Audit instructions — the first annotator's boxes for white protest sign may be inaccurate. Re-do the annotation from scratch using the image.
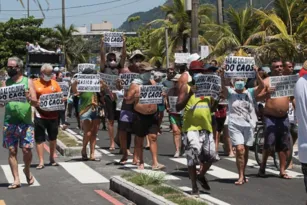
[175,53,190,64]
[100,73,118,90]
[104,32,124,47]
[78,63,96,73]
[63,77,71,83]
[0,84,26,103]
[200,46,210,59]
[119,73,140,89]
[77,74,100,92]
[58,82,69,96]
[269,75,298,98]
[195,74,221,99]
[225,56,255,78]
[39,92,65,111]
[168,96,182,114]
[139,85,163,104]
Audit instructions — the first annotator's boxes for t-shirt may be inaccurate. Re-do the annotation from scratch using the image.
[33,79,62,119]
[113,89,124,111]
[288,102,297,124]
[294,75,307,163]
[227,87,256,127]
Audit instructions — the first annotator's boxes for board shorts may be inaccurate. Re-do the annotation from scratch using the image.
[182,130,217,166]
[104,95,116,121]
[118,100,134,132]
[3,123,34,150]
[132,111,159,137]
[228,121,254,147]
[80,107,100,121]
[158,104,165,112]
[169,114,182,127]
[216,117,226,132]
[34,117,59,143]
[263,115,291,152]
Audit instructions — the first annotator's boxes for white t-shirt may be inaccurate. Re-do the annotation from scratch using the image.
[113,89,124,111]
[288,102,296,124]
[294,75,307,163]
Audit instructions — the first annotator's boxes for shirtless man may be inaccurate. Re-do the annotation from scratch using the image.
[258,59,292,179]
[125,62,165,170]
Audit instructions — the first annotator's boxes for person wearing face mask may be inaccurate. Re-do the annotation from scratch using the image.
[220,66,264,185]
[56,72,70,130]
[33,64,63,169]
[128,50,145,73]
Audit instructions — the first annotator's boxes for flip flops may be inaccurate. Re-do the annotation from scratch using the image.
[8,183,21,189]
[23,168,35,185]
[36,164,45,170]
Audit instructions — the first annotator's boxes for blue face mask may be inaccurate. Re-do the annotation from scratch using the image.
[234,81,245,90]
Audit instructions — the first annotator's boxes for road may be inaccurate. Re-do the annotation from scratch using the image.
[0,108,133,205]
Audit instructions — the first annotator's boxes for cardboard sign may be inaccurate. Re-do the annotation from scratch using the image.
[200,46,209,59]
[39,92,65,111]
[175,53,190,64]
[225,56,255,78]
[168,96,182,114]
[270,75,298,98]
[119,73,140,89]
[104,32,124,47]
[195,74,221,99]
[78,63,96,73]
[58,82,69,96]
[77,74,100,92]
[0,84,26,103]
[100,73,118,91]
[139,85,163,104]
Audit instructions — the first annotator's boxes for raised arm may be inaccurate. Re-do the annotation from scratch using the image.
[100,36,106,72]
[253,66,265,97]
[119,36,127,69]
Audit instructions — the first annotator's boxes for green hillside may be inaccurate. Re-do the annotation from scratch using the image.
[118,0,270,31]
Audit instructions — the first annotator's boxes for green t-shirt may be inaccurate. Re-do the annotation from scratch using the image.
[79,92,98,115]
[4,77,32,125]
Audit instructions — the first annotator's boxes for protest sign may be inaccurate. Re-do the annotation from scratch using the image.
[100,73,118,90]
[119,73,140,89]
[0,84,26,103]
[63,77,71,83]
[58,82,69,96]
[139,85,163,104]
[39,92,65,111]
[175,53,190,64]
[269,75,298,98]
[168,96,182,114]
[195,74,221,99]
[78,63,96,73]
[200,46,209,59]
[104,32,124,47]
[225,56,255,78]
[77,74,100,92]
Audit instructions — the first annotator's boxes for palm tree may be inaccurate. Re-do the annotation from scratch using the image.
[17,0,49,18]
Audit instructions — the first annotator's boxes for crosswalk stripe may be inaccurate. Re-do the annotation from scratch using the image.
[170,158,240,179]
[114,159,180,180]
[1,165,40,186]
[59,162,109,184]
[179,186,231,205]
[225,157,303,178]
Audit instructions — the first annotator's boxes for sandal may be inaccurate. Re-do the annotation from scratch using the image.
[152,164,165,171]
[8,183,21,189]
[23,169,35,185]
[49,162,59,166]
[279,173,292,179]
[89,158,101,162]
[235,180,245,185]
[118,158,127,165]
[36,164,45,170]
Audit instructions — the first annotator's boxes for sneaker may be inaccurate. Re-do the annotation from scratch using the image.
[215,154,221,161]
[174,151,180,158]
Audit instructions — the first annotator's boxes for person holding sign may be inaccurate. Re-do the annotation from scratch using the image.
[221,65,264,185]
[124,62,165,170]
[33,64,63,169]
[1,57,38,189]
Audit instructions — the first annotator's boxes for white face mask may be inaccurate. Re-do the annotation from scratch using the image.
[109,60,117,68]
[42,74,51,82]
[139,72,151,82]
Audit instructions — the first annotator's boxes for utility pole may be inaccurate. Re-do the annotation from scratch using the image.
[62,0,65,28]
[27,0,29,17]
[165,27,169,68]
[217,0,223,25]
[190,0,199,54]
[250,0,253,6]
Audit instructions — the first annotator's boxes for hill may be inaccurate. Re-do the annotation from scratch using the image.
[118,0,270,31]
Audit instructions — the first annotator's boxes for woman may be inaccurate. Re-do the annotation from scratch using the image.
[221,66,264,185]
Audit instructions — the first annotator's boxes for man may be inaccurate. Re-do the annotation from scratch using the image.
[2,57,38,189]
[26,42,35,52]
[284,61,294,75]
[178,53,200,88]
[210,59,218,67]
[176,60,216,195]
[258,59,292,179]
[33,64,62,169]
[294,60,307,198]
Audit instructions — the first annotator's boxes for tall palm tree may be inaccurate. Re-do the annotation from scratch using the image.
[17,0,49,18]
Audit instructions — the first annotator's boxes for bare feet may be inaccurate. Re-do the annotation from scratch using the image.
[138,163,145,170]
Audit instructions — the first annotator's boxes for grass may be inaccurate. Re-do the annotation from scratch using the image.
[122,173,208,205]
[57,130,82,147]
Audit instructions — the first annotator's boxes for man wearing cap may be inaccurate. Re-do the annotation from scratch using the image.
[294,60,307,197]
[124,62,165,170]
[176,60,216,195]
[128,50,145,73]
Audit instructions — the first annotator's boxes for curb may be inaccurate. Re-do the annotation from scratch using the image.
[110,176,177,205]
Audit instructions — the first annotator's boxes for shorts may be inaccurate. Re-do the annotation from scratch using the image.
[263,115,291,152]
[228,122,254,146]
[34,117,58,143]
[80,107,100,121]
[118,100,134,132]
[132,112,159,137]
[104,95,116,121]
[158,104,165,112]
[169,114,182,127]
[212,115,216,127]
[216,117,226,132]
[302,163,307,193]
[290,123,298,136]
[3,123,34,149]
[182,130,216,166]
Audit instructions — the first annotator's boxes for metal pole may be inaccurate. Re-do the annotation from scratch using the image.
[191,0,199,54]
[165,27,169,68]
[250,0,253,6]
[62,0,65,28]
[27,0,29,17]
[217,0,223,25]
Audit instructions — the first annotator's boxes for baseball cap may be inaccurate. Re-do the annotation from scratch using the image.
[189,61,204,70]
[299,61,307,77]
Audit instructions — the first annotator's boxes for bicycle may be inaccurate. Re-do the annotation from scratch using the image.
[254,120,293,170]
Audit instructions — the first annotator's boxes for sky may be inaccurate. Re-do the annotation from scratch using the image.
[0,0,166,28]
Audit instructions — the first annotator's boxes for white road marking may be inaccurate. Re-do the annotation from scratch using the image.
[1,165,40,186]
[59,162,109,184]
